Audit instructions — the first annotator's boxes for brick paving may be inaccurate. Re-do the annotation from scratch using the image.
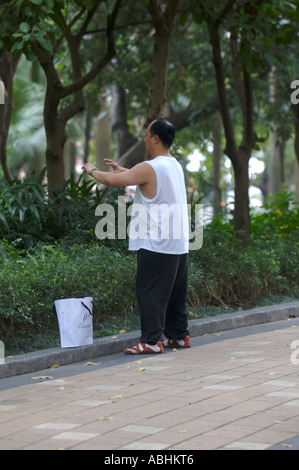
[1,318,299,450]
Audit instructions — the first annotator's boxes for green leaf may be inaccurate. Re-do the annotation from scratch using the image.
[0,213,9,231]
[11,42,24,53]
[264,52,276,66]
[29,204,41,221]
[35,34,53,53]
[44,0,54,9]
[19,22,30,33]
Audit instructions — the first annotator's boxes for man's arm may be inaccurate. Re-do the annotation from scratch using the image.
[82,161,154,188]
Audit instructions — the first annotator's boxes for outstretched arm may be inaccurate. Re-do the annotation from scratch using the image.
[82,161,154,188]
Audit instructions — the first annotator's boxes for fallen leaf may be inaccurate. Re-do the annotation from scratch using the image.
[229,357,236,360]
[98,417,114,421]
[84,361,101,366]
[136,360,143,364]
[137,367,145,372]
[109,395,124,400]
[269,372,278,375]
[281,443,293,448]
[56,387,64,390]
[178,429,187,434]
[119,329,126,334]
[31,376,53,380]
[215,333,221,337]
[50,364,60,369]
[112,335,117,339]
[173,348,178,352]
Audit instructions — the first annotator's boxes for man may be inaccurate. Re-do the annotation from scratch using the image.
[82,119,190,354]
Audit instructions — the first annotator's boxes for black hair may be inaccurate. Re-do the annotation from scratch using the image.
[149,119,175,148]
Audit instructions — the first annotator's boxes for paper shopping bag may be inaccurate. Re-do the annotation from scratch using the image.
[54,297,93,348]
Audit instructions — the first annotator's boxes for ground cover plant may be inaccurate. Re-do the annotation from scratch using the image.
[0,177,298,355]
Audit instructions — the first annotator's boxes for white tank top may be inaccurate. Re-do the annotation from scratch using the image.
[128,156,189,254]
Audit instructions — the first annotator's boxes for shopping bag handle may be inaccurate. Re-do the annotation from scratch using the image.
[81,301,93,316]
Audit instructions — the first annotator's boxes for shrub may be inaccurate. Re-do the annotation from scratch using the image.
[250,190,299,238]
[0,170,53,247]
[0,171,118,249]
[0,241,137,335]
[1,226,298,337]
[188,217,299,308]
[0,185,298,338]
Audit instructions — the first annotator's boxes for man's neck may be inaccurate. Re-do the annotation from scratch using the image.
[150,149,172,159]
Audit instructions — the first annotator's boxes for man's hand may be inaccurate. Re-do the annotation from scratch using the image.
[104,159,120,172]
[104,159,128,173]
[81,162,94,174]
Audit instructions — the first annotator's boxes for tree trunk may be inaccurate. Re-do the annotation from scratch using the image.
[35,0,121,190]
[232,153,250,243]
[110,83,137,160]
[64,139,76,180]
[208,17,257,244]
[96,97,111,171]
[0,51,21,182]
[147,26,170,122]
[269,67,282,195]
[46,139,67,190]
[269,122,281,195]
[42,85,68,191]
[146,0,179,125]
[83,108,92,165]
[212,112,223,216]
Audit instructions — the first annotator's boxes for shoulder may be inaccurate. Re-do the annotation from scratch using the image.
[131,161,156,175]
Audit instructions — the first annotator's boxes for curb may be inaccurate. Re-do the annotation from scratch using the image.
[1,301,299,379]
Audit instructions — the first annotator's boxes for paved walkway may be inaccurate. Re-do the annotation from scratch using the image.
[1,318,299,451]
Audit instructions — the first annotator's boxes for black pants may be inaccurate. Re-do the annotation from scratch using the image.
[136,249,189,344]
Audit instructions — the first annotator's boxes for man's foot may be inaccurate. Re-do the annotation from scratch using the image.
[124,341,164,355]
[163,336,191,348]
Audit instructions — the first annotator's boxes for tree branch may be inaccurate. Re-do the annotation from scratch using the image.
[147,0,161,25]
[243,68,256,148]
[76,0,103,41]
[35,46,62,92]
[213,0,236,28]
[209,23,237,162]
[58,0,122,100]
[53,7,86,55]
[230,31,246,122]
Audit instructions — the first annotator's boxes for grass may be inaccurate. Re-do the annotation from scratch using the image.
[3,294,298,357]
